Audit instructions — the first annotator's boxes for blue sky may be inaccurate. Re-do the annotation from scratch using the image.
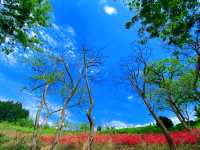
[0,0,195,128]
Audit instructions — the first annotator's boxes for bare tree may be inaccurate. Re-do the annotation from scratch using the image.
[82,48,98,150]
[50,55,84,150]
[122,46,176,150]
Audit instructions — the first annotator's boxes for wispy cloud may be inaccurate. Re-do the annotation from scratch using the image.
[67,26,76,36]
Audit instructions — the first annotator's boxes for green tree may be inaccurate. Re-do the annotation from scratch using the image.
[125,0,200,95]
[0,101,29,122]
[157,116,174,129]
[125,0,199,47]
[122,47,175,150]
[145,58,195,131]
[27,53,66,150]
[0,0,51,54]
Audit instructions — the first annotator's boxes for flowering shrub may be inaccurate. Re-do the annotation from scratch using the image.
[40,129,200,145]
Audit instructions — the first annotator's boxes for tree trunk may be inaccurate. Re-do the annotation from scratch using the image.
[83,48,95,150]
[167,97,191,131]
[51,78,81,150]
[142,96,176,150]
[87,112,94,150]
[32,84,49,150]
[51,104,67,150]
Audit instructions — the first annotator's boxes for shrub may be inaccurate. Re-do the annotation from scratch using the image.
[16,118,34,127]
[97,126,102,132]
[157,116,174,129]
[80,123,89,132]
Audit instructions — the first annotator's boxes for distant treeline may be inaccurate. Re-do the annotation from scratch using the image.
[0,101,29,122]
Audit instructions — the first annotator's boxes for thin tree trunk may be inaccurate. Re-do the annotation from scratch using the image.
[85,68,94,150]
[142,96,176,150]
[167,97,191,131]
[32,84,49,150]
[50,78,81,150]
[83,48,94,150]
[51,102,68,150]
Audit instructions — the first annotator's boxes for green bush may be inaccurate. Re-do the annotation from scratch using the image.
[97,126,102,132]
[157,116,174,129]
[16,118,34,128]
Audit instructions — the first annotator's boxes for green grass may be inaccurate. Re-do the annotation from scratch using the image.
[0,120,200,136]
[0,122,79,135]
[101,125,161,134]
[0,122,57,135]
[101,120,200,134]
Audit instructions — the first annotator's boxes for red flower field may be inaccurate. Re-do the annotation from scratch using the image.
[41,129,200,145]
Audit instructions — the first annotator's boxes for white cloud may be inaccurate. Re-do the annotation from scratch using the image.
[170,116,181,125]
[67,50,76,58]
[0,52,17,66]
[127,95,133,101]
[104,5,118,15]
[39,30,57,47]
[102,120,154,129]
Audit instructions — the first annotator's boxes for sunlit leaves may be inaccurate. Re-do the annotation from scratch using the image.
[125,0,199,47]
[0,0,51,54]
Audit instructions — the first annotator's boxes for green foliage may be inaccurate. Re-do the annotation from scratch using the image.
[145,57,198,110]
[101,125,161,134]
[126,0,199,47]
[16,118,34,128]
[97,126,102,132]
[157,116,174,129]
[0,0,51,54]
[0,101,29,122]
[195,105,200,119]
[80,123,89,132]
[0,133,9,144]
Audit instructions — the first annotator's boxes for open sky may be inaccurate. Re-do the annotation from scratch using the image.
[0,0,193,128]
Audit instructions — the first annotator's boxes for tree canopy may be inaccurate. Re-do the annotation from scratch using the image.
[0,0,51,54]
[125,0,200,47]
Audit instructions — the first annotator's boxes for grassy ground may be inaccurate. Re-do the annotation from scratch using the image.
[102,120,200,134]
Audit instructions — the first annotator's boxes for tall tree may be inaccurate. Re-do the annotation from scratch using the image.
[27,53,64,150]
[0,0,51,54]
[82,48,103,150]
[122,46,175,150]
[125,0,200,96]
[145,58,193,131]
[50,54,84,150]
